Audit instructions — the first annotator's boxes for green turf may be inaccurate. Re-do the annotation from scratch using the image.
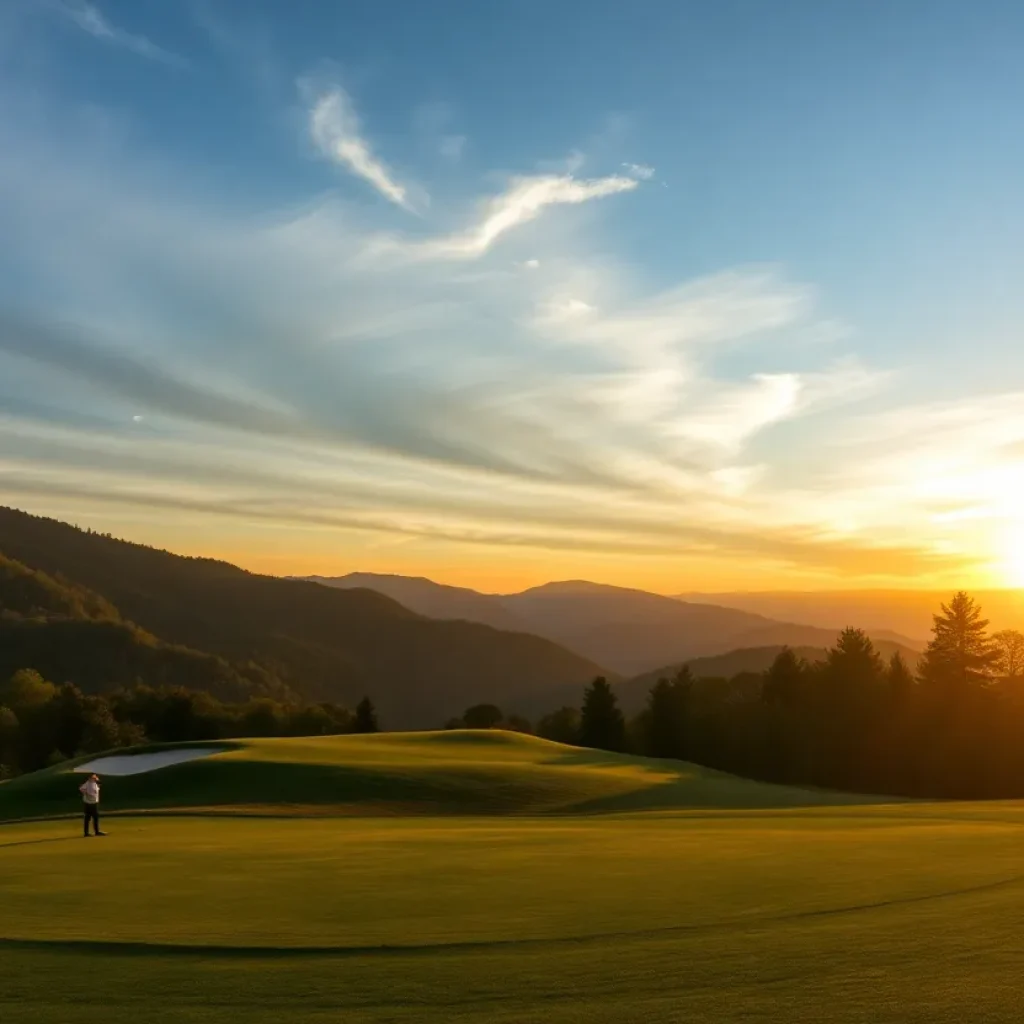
[0,731,873,822]
[4,733,1024,1022]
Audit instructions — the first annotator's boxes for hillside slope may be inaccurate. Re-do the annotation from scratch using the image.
[502,581,803,675]
[0,552,274,699]
[0,508,606,726]
[0,731,873,821]
[306,575,916,677]
[305,572,526,631]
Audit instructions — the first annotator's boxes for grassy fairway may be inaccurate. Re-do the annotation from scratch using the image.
[4,734,1024,1021]
[0,731,871,821]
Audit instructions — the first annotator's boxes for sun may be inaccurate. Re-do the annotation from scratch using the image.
[1003,525,1024,588]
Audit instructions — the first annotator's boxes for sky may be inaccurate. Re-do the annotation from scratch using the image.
[2,0,1024,593]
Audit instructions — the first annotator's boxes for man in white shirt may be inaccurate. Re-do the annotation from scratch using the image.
[78,774,106,837]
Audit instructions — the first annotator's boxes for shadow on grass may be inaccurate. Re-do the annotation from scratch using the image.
[0,835,83,851]
[0,732,898,822]
[543,747,893,813]
[1,758,579,822]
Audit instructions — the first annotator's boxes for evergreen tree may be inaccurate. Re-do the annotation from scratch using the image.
[579,677,626,752]
[645,667,692,758]
[536,706,580,745]
[886,651,916,699]
[824,628,885,695]
[762,648,809,707]
[918,592,998,692]
[353,696,379,734]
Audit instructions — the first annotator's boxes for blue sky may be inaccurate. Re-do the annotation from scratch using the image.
[2,0,1024,590]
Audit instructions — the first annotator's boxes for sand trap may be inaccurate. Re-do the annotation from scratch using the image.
[74,748,220,776]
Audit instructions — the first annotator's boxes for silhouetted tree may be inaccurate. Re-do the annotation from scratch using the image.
[462,704,503,729]
[992,630,1024,682]
[645,667,692,759]
[824,628,885,698]
[918,592,998,692]
[536,706,580,745]
[353,696,380,734]
[242,698,285,737]
[579,677,626,752]
[0,705,18,775]
[762,649,809,707]
[886,651,916,700]
[503,714,532,734]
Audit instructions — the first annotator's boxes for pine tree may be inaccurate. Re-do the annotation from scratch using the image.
[645,667,692,759]
[918,592,998,692]
[886,651,915,699]
[353,696,379,734]
[825,628,885,693]
[579,677,626,752]
[762,648,809,707]
[536,706,580,745]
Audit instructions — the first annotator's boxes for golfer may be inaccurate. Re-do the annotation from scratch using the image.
[79,773,106,837]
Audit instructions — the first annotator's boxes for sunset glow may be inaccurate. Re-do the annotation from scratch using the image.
[2,3,1024,592]
[1002,525,1024,589]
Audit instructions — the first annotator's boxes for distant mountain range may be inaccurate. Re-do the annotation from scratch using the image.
[303,574,921,676]
[2,506,943,732]
[674,590,1024,642]
[0,508,604,728]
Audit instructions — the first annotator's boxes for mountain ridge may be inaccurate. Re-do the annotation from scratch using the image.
[0,507,607,727]
[304,572,922,675]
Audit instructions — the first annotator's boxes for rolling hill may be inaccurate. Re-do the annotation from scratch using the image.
[10,738,1024,1024]
[0,508,606,726]
[0,730,871,823]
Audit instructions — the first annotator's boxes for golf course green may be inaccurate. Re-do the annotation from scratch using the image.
[4,732,1024,1022]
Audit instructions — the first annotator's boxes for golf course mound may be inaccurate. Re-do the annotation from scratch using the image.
[6,739,1024,1023]
[0,730,869,822]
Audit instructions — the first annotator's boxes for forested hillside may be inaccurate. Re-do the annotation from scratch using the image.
[0,508,605,726]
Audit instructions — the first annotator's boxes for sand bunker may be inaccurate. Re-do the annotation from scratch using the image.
[74,748,220,776]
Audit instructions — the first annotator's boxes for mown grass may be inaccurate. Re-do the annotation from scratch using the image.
[4,732,1023,1022]
[0,731,873,822]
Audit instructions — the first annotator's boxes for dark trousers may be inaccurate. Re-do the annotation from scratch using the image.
[83,802,100,835]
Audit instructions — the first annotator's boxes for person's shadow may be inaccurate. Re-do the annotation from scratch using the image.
[0,835,81,852]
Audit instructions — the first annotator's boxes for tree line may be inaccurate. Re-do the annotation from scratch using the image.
[543,592,1024,799]
[5,590,1024,800]
[0,673,378,778]
[448,592,1024,800]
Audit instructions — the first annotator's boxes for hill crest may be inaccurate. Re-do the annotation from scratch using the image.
[0,507,606,726]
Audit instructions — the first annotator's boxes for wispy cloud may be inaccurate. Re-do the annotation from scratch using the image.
[2,91,972,586]
[308,88,417,211]
[623,162,655,180]
[51,1,187,68]
[416,173,638,259]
